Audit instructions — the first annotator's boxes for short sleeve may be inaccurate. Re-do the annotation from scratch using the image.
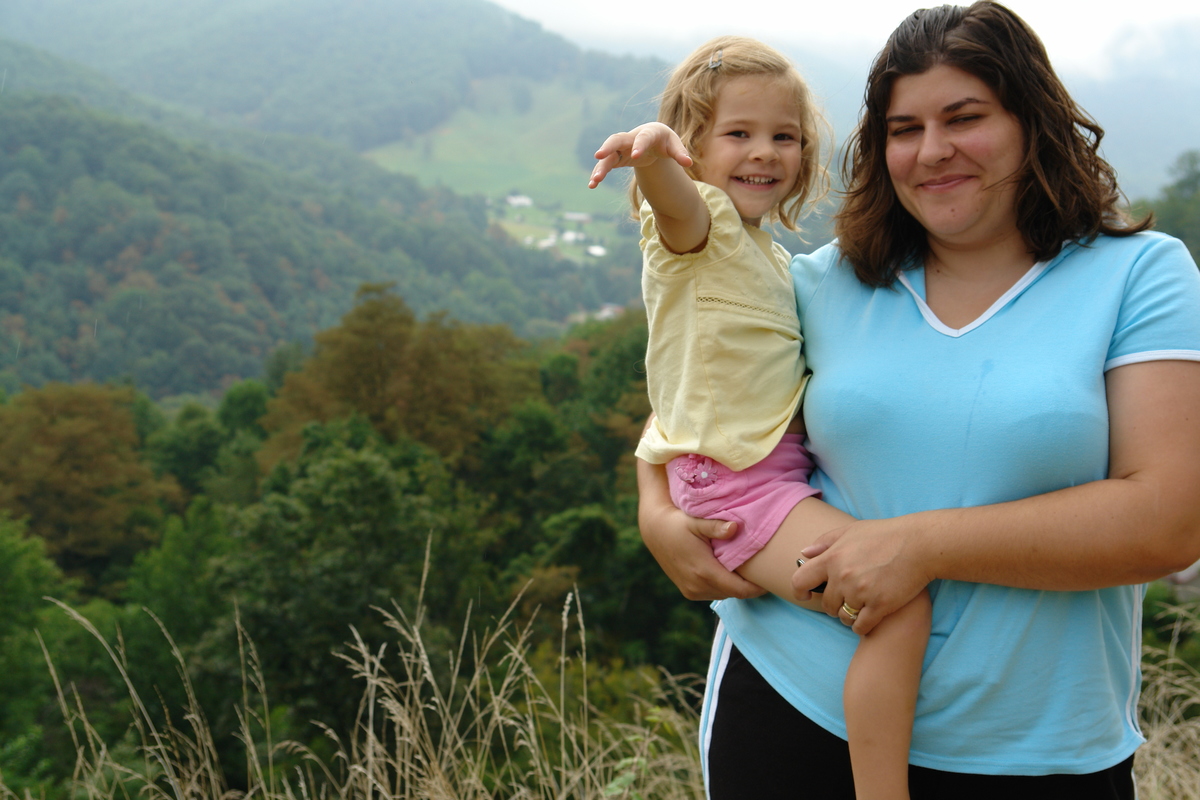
[1104,233,1200,370]
[640,182,747,275]
[790,242,842,326]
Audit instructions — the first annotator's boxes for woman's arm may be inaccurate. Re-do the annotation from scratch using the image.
[795,359,1200,633]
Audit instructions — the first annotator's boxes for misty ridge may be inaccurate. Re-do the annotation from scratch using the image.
[0,0,1196,401]
[3,0,1195,197]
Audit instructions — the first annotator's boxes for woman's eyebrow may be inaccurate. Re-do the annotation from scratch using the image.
[943,97,989,113]
[886,97,991,123]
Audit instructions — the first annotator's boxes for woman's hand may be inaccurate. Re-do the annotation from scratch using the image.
[641,506,768,601]
[792,518,934,634]
[589,123,693,189]
[638,452,766,601]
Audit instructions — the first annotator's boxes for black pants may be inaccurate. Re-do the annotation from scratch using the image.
[706,645,1136,800]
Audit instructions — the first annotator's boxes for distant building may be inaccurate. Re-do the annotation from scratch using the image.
[561,230,586,244]
[506,194,534,207]
[594,303,625,321]
[586,245,608,257]
[563,211,592,223]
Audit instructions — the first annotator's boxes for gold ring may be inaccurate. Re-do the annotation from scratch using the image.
[841,602,860,621]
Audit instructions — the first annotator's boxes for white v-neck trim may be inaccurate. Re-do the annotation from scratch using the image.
[896,261,1049,338]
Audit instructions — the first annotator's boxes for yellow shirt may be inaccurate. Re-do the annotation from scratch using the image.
[636,182,807,471]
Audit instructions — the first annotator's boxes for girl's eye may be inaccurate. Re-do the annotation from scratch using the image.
[774,133,796,141]
[726,130,749,138]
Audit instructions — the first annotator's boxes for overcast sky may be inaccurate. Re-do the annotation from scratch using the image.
[489,0,1200,78]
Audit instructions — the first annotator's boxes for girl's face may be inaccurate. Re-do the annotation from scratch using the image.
[884,64,1025,250]
[693,76,804,226]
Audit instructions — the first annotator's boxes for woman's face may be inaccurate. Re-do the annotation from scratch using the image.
[884,64,1025,250]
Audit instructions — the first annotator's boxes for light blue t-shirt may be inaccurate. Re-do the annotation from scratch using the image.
[714,232,1200,774]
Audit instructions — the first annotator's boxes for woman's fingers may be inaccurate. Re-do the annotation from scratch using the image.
[794,519,930,633]
[687,517,737,541]
[641,509,765,601]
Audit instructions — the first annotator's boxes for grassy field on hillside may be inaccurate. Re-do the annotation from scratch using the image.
[365,76,647,215]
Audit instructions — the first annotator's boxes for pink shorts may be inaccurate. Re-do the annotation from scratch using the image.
[667,434,821,570]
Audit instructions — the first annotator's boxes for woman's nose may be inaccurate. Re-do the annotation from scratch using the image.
[918,128,954,164]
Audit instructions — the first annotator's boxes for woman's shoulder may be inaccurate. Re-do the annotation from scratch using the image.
[790,241,864,305]
[1067,230,1192,261]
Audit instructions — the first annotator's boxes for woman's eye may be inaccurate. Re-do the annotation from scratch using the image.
[950,114,981,125]
[889,126,918,137]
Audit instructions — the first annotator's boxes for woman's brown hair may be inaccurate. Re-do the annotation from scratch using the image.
[630,36,830,231]
[836,1,1152,286]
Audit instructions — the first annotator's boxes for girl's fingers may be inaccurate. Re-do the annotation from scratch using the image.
[588,151,623,188]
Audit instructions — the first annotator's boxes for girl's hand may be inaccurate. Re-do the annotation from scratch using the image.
[588,122,694,189]
[791,518,933,634]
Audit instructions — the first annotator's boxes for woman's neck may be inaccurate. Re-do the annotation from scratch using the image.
[922,231,1037,330]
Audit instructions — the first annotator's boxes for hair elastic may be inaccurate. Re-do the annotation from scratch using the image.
[708,49,723,69]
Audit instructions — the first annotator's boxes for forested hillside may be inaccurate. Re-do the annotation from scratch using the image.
[0,93,637,397]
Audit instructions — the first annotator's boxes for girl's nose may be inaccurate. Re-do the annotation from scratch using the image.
[750,137,779,161]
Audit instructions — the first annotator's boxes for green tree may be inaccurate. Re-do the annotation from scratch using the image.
[208,420,495,731]
[1151,150,1200,260]
[147,402,225,495]
[260,285,540,468]
[0,383,179,591]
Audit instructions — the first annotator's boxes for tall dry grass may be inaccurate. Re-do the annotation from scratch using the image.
[5,577,1200,799]
[1136,602,1200,800]
[0,561,704,800]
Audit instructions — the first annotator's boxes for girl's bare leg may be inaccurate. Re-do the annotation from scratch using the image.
[734,495,853,611]
[734,496,930,800]
[844,590,929,800]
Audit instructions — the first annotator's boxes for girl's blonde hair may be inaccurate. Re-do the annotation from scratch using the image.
[632,35,829,231]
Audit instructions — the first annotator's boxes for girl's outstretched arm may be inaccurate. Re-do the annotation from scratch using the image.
[589,123,709,254]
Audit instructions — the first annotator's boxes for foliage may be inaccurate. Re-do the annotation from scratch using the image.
[0,94,633,398]
[1,587,705,800]
[260,285,540,468]
[1148,150,1200,261]
[10,586,1200,800]
[0,382,178,590]
[206,419,498,731]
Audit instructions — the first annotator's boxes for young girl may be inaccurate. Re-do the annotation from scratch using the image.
[588,37,931,800]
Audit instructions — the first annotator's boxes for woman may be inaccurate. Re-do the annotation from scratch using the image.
[637,3,1200,797]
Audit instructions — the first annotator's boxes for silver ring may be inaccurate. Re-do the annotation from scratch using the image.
[796,557,806,567]
[841,602,860,621]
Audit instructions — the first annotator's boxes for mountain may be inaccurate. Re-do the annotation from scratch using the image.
[0,0,662,150]
[0,93,634,398]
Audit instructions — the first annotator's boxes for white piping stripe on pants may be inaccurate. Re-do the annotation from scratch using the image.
[699,621,733,799]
